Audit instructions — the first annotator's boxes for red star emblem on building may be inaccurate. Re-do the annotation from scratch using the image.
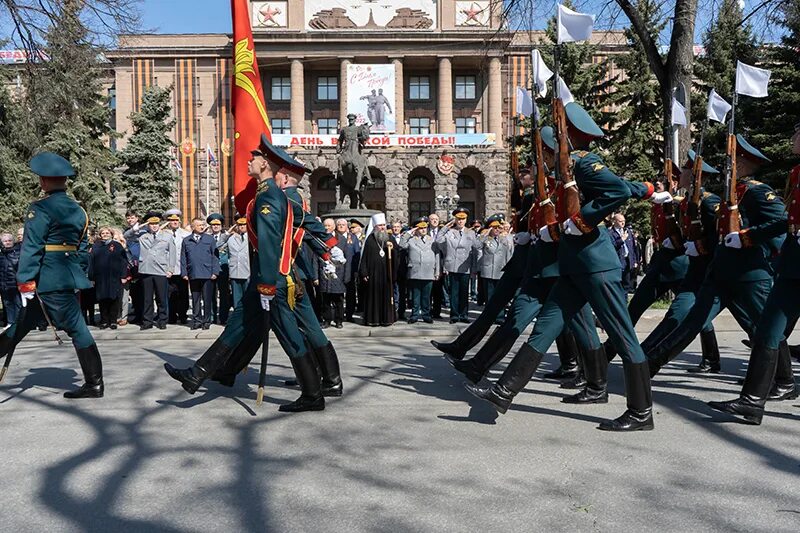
[462,2,483,23]
[259,4,282,26]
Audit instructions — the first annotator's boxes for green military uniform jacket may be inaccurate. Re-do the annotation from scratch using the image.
[17,190,91,294]
[712,178,786,282]
[250,178,293,295]
[284,186,339,283]
[561,151,654,275]
[505,186,536,278]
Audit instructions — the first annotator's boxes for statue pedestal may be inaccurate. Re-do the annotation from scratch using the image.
[320,208,381,228]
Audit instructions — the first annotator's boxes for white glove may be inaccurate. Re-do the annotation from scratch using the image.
[528,231,539,244]
[562,219,582,236]
[796,230,800,245]
[20,291,34,308]
[513,231,531,246]
[724,232,742,249]
[323,260,338,280]
[330,246,346,265]
[684,241,699,257]
[260,294,274,311]
[650,191,673,204]
[661,238,675,250]
[538,225,554,243]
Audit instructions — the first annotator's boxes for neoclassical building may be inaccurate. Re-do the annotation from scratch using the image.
[108,0,626,223]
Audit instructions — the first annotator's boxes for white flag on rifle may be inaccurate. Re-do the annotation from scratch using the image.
[556,76,575,106]
[671,98,687,127]
[706,89,732,123]
[557,4,594,44]
[516,87,534,117]
[530,49,553,97]
[735,61,771,98]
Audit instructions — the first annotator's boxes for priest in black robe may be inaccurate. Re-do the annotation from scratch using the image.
[359,213,398,326]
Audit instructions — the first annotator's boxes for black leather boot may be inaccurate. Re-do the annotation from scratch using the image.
[464,344,544,414]
[430,339,465,360]
[64,344,104,399]
[164,338,232,394]
[688,329,721,374]
[279,353,325,412]
[767,342,797,401]
[447,330,518,384]
[790,344,800,363]
[314,341,343,397]
[604,339,617,363]
[543,332,580,380]
[598,361,654,431]
[563,347,608,404]
[708,344,777,425]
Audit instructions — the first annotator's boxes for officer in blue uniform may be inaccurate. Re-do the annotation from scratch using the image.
[466,104,669,431]
[165,134,336,412]
[646,136,789,387]
[0,153,104,398]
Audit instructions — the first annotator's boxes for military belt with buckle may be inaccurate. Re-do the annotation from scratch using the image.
[44,244,78,252]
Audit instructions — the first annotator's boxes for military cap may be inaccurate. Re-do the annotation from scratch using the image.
[565,103,604,138]
[452,207,469,220]
[736,134,771,163]
[251,133,309,175]
[540,126,556,152]
[413,216,429,229]
[165,208,182,221]
[349,219,365,229]
[207,213,224,225]
[685,149,720,174]
[347,113,357,119]
[29,152,75,178]
[144,211,162,224]
[235,213,248,225]
[486,213,505,227]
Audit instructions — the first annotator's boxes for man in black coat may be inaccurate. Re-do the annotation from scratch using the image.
[181,218,221,330]
[0,232,21,326]
[89,228,129,329]
[609,213,640,294]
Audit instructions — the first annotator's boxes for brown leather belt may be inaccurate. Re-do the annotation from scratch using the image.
[44,244,78,252]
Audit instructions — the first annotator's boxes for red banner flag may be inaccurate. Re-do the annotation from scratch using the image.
[231,0,271,215]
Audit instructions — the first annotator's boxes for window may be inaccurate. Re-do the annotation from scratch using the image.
[409,175,432,189]
[366,175,385,189]
[317,174,337,190]
[409,201,432,222]
[316,202,337,215]
[409,117,430,135]
[409,76,430,100]
[317,76,338,100]
[458,202,476,217]
[271,118,291,134]
[457,175,476,189]
[317,118,339,135]
[455,117,477,134]
[271,77,291,101]
[455,75,477,100]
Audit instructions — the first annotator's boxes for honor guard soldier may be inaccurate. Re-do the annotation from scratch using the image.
[646,136,790,387]
[708,124,800,424]
[138,212,176,330]
[165,134,339,412]
[467,104,669,431]
[434,207,480,323]
[0,153,104,398]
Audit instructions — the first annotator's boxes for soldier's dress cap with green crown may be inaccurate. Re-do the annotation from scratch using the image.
[29,152,75,178]
[565,103,604,138]
[736,134,771,163]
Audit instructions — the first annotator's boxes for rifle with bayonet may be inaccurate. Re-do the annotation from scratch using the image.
[552,48,581,224]
[718,93,740,239]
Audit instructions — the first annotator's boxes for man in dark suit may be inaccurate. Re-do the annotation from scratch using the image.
[181,217,221,330]
[609,213,639,294]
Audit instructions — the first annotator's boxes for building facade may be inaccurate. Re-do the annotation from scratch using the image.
[108,0,625,224]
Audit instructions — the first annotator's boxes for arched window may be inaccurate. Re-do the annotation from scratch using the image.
[457,175,476,189]
[366,176,385,189]
[409,175,433,189]
[318,174,336,190]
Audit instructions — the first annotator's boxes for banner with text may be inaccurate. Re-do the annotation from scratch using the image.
[346,64,396,133]
[272,133,496,148]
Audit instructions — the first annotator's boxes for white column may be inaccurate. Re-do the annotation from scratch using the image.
[340,58,352,122]
[488,56,503,148]
[392,58,404,133]
[290,59,305,134]
[438,57,454,134]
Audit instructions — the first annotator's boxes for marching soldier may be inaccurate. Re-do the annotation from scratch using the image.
[398,216,439,323]
[646,136,789,387]
[709,123,800,424]
[138,212,176,330]
[0,153,104,398]
[466,104,670,431]
[434,207,480,324]
[477,213,514,323]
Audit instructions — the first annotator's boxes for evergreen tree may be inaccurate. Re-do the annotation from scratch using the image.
[0,73,38,228]
[24,0,120,225]
[119,86,178,215]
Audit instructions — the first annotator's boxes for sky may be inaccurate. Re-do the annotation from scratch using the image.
[139,0,232,34]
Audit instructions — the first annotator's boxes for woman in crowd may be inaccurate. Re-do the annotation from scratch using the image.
[89,227,129,329]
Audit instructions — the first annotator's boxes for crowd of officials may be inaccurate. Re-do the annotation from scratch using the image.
[0,207,650,331]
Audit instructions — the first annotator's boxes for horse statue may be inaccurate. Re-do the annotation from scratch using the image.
[336,114,373,209]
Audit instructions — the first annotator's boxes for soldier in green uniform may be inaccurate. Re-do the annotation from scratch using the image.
[466,104,671,431]
[708,124,800,424]
[0,153,104,399]
[165,134,337,412]
[646,136,789,388]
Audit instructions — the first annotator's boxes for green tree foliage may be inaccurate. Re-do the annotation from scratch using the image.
[119,86,178,215]
[24,0,120,226]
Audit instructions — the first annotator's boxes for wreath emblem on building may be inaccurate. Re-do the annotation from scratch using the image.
[221,138,232,156]
[437,153,455,175]
[181,138,196,156]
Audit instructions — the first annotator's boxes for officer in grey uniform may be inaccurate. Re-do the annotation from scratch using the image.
[435,207,480,323]
[477,213,514,323]
[227,214,250,309]
[164,208,190,324]
[138,211,177,330]
[398,216,439,323]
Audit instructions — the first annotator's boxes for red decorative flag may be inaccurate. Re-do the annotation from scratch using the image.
[231,0,271,215]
